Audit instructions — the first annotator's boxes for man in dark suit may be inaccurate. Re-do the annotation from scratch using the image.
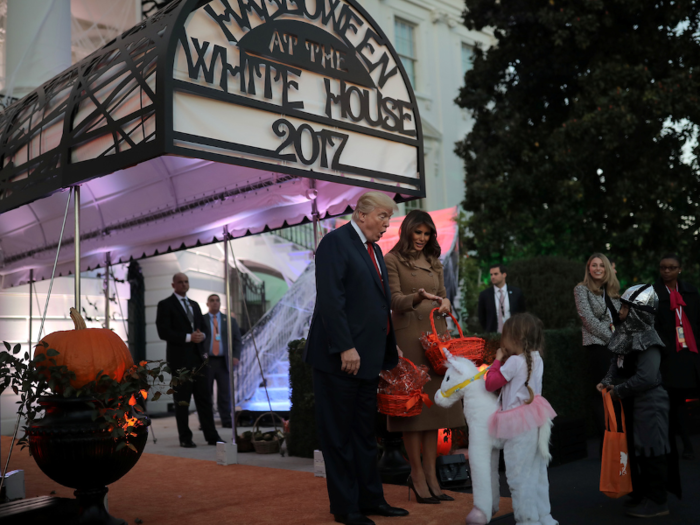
[156,273,222,447]
[304,192,408,525]
[478,264,526,333]
[202,293,242,429]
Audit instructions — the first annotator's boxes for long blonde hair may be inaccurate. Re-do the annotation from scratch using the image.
[501,313,544,405]
[580,253,620,298]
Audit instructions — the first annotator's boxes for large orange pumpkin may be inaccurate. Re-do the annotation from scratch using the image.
[35,308,134,389]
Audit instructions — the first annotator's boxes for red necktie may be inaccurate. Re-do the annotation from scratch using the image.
[367,241,390,334]
[366,242,383,285]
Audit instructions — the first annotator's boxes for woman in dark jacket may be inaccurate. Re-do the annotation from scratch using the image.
[653,253,700,460]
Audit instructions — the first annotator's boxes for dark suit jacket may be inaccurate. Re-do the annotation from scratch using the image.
[653,280,700,388]
[478,285,526,333]
[202,313,243,370]
[155,294,207,370]
[304,222,399,379]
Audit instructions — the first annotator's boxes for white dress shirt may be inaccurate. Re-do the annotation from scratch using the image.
[351,219,382,277]
[494,284,511,322]
[173,292,194,342]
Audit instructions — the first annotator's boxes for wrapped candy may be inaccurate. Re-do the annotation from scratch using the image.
[377,358,433,417]
[379,358,431,395]
[420,330,451,352]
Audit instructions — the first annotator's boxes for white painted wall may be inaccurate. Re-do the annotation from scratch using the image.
[0,273,129,435]
[358,0,495,213]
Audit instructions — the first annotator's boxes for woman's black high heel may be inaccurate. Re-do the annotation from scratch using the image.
[407,476,440,504]
[428,486,455,501]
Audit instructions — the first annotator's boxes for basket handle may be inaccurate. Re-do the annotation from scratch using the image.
[252,411,285,434]
[430,307,464,338]
[399,355,417,370]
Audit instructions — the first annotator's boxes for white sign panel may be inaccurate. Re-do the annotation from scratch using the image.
[171,0,423,193]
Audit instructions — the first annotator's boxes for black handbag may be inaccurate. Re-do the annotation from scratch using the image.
[436,453,471,489]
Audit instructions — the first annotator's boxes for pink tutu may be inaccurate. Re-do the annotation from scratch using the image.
[488,395,557,440]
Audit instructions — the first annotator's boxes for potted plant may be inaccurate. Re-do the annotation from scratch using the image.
[0,308,198,525]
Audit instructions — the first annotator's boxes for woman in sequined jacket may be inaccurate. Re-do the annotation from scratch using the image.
[574,253,621,446]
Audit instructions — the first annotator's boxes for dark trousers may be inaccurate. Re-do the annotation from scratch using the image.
[636,454,669,504]
[173,366,219,444]
[208,356,232,426]
[668,386,699,454]
[313,369,386,515]
[588,344,613,449]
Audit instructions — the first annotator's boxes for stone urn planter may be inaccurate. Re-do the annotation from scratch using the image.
[27,396,149,525]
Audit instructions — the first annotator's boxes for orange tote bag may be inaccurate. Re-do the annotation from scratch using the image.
[599,390,633,498]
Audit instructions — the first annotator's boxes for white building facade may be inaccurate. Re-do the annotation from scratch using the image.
[359,0,495,212]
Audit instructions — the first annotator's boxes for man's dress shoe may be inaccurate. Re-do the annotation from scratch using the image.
[361,504,409,517]
[208,438,223,445]
[180,441,197,448]
[333,512,375,525]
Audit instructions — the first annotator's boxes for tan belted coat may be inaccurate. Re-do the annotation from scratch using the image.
[384,251,466,432]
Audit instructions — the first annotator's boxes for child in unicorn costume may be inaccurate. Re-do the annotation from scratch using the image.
[435,313,557,525]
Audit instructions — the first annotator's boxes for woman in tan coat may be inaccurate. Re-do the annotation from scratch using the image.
[385,210,465,504]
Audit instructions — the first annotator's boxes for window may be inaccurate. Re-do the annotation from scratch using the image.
[394,19,416,87]
[405,199,423,212]
[461,43,473,76]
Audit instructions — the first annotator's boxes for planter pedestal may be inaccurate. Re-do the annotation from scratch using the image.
[26,396,148,525]
[75,487,124,525]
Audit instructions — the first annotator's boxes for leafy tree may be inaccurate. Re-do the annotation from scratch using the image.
[456,0,700,285]
[506,256,585,329]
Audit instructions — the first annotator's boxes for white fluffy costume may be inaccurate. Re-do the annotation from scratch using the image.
[434,353,500,524]
[485,351,557,525]
[435,351,558,525]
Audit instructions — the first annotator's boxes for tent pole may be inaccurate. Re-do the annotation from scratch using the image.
[104,252,111,330]
[28,269,33,350]
[224,226,237,447]
[74,186,81,312]
[312,200,319,255]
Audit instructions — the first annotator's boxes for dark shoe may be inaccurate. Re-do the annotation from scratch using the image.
[406,476,439,504]
[361,504,410,517]
[623,496,645,508]
[333,512,375,525]
[208,437,223,445]
[626,499,669,518]
[180,441,196,448]
[428,486,455,501]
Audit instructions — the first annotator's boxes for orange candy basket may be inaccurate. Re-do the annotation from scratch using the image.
[377,357,433,417]
[424,308,485,374]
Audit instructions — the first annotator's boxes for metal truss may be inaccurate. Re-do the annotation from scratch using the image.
[0,0,186,214]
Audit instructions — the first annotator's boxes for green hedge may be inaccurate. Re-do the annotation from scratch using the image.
[506,256,585,330]
[287,338,318,458]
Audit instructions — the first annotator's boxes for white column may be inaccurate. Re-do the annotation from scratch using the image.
[5,0,72,98]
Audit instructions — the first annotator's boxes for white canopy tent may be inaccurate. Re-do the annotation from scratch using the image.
[0,0,425,288]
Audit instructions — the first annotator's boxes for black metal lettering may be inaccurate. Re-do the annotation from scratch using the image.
[329,131,349,170]
[204,0,249,42]
[181,37,230,91]
[381,97,399,132]
[324,78,341,119]
[345,85,363,122]
[294,124,321,165]
[356,30,398,88]
[396,99,415,136]
[272,119,298,161]
[281,69,304,110]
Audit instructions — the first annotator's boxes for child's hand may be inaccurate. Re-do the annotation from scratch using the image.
[495,347,505,362]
